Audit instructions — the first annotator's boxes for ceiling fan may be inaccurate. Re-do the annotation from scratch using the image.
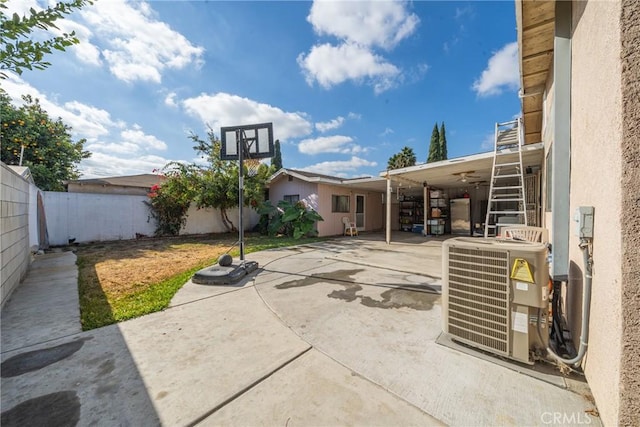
[469,180,489,189]
[453,171,481,183]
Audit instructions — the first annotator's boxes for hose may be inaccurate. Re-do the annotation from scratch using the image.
[545,239,593,367]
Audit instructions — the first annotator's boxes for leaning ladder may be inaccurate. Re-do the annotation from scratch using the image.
[484,118,528,237]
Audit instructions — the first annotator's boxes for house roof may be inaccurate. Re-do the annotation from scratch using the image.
[268,168,387,193]
[379,142,545,196]
[516,0,556,144]
[65,174,165,188]
[269,142,544,197]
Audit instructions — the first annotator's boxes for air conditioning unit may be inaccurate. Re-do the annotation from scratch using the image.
[442,237,549,365]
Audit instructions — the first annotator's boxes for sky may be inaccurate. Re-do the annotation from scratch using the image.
[2,0,522,179]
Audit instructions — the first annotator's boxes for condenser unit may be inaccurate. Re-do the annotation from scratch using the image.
[442,237,549,364]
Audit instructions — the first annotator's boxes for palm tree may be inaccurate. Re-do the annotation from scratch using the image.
[387,146,417,169]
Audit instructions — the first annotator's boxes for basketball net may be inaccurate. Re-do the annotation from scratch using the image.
[244,158,262,177]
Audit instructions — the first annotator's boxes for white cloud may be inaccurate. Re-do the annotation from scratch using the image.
[454,6,474,20]
[307,1,419,50]
[164,92,178,108]
[3,0,40,18]
[300,156,377,177]
[2,73,171,177]
[298,42,401,94]
[472,42,519,97]
[481,132,495,150]
[315,116,345,132]
[58,19,102,66]
[78,0,204,83]
[299,1,420,94]
[298,135,365,155]
[1,74,114,139]
[181,92,312,141]
[347,112,361,120]
[120,126,168,151]
[380,128,394,137]
[79,152,170,178]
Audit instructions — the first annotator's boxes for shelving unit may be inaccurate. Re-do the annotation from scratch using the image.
[399,198,424,232]
[428,190,448,235]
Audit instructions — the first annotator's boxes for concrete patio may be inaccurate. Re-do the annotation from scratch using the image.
[1,233,600,426]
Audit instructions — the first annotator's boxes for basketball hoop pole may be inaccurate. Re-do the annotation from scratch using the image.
[237,129,245,264]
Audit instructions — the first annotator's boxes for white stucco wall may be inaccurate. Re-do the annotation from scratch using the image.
[569,1,623,424]
[43,192,257,245]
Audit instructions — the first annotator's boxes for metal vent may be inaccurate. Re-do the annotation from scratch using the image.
[447,247,510,355]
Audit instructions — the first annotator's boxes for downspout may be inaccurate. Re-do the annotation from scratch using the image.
[550,0,572,282]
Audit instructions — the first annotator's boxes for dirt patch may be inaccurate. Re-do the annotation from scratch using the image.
[75,234,237,300]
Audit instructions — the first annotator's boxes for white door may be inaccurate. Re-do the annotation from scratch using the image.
[355,194,365,230]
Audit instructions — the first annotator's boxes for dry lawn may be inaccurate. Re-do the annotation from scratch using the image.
[75,233,324,330]
[77,234,236,299]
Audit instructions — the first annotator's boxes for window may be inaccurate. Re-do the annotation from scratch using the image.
[332,195,350,213]
[284,194,299,204]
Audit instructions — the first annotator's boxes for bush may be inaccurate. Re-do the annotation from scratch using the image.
[257,200,323,239]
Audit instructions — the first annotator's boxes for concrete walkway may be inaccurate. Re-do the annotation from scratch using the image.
[1,236,601,426]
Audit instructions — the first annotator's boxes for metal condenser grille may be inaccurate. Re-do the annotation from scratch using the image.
[447,247,509,355]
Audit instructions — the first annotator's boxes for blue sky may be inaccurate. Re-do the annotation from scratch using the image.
[2,0,521,178]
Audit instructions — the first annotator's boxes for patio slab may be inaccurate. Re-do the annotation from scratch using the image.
[1,235,601,426]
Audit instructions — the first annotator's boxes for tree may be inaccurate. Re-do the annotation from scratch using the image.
[1,0,91,78]
[439,122,448,160]
[387,146,417,170]
[188,128,270,232]
[427,123,440,163]
[271,139,282,171]
[0,89,90,190]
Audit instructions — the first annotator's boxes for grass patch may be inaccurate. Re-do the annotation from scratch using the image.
[76,233,325,330]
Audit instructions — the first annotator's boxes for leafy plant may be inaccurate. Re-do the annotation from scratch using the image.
[145,166,193,236]
[188,128,270,232]
[258,200,323,239]
[1,0,92,78]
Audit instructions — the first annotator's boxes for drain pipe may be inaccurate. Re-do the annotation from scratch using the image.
[546,238,593,367]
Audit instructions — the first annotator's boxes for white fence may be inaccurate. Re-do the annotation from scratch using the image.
[43,192,259,246]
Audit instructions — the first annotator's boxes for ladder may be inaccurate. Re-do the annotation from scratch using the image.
[484,118,528,237]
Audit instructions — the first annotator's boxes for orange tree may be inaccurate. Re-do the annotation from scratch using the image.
[0,89,90,190]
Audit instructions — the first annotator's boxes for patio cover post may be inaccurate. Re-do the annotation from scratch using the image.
[423,182,428,236]
[386,174,392,244]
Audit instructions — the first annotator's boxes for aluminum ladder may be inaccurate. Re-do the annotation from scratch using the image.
[484,118,528,237]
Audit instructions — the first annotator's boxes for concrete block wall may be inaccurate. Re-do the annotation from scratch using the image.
[1,164,31,308]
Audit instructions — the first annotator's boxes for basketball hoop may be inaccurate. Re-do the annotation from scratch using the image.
[220,122,274,264]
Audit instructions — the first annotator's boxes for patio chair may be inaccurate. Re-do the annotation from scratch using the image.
[502,226,549,244]
[342,217,358,236]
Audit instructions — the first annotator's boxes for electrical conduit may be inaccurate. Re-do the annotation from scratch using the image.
[546,239,593,367]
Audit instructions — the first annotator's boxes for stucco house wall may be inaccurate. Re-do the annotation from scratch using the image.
[536,1,639,424]
[269,173,385,237]
[568,2,625,424]
[268,176,319,211]
[316,184,353,236]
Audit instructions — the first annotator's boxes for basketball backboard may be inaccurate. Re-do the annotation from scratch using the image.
[220,122,274,160]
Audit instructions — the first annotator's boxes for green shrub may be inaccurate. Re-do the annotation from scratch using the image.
[258,200,323,239]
